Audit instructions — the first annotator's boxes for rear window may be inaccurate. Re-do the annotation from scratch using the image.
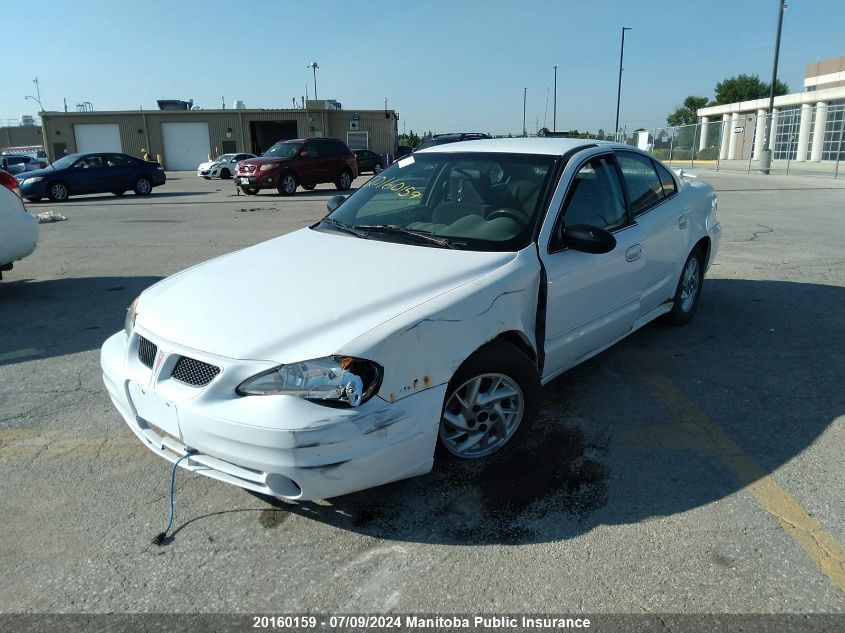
[653,160,677,197]
[615,151,666,216]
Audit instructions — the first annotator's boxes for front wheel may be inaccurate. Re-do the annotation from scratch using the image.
[666,247,704,326]
[47,181,69,202]
[240,185,259,195]
[335,169,352,191]
[133,176,153,195]
[373,163,383,174]
[278,173,297,196]
[220,168,231,179]
[438,344,540,460]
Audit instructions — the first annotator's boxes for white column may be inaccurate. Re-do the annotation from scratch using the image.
[810,102,828,161]
[769,108,780,155]
[699,117,709,151]
[727,112,740,159]
[719,114,731,160]
[795,103,813,161]
[753,109,767,159]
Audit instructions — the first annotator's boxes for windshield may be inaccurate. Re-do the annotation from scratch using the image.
[262,142,301,158]
[215,154,235,162]
[50,154,81,170]
[320,152,556,251]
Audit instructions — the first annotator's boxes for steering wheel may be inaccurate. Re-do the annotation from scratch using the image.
[486,207,526,224]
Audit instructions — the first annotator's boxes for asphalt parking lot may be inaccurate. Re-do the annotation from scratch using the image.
[1,170,844,614]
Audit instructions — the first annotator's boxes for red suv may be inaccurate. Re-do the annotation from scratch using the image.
[235,138,358,196]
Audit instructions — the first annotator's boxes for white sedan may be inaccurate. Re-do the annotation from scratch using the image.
[196,153,255,180]
[0,176,38,280]
[101,138,720,500]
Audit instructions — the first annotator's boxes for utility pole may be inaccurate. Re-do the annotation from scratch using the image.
[761,0,787,174]
[33,77,42,111]
[523,88,527,137]
[307,62,319,101]
[614,27,632,141]
[553,65,558,132]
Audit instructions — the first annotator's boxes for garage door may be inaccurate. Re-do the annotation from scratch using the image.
[161,122,210,171]
[74,124,122,154]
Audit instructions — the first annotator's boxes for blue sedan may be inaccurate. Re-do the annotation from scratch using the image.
[17,153,166,202]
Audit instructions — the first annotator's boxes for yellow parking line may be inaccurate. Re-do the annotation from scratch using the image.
[645,374,845,595]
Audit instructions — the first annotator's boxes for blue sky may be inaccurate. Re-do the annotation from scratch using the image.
[5,0,844,135]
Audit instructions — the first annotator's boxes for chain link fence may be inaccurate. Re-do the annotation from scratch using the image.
[618,102,845,178]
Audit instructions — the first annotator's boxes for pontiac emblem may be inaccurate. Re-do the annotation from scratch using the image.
[153,349,166,374]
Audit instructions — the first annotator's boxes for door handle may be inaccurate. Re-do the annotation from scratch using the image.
[678,214,688,229]
[625,245,642,262]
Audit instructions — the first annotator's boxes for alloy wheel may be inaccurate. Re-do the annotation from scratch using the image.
[439,373,524,458]
[680,256,700,313]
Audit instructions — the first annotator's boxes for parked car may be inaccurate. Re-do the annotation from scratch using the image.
[415,132,491,151]
[1,146,48,168]
[234,138,358,196]
[0,154,45,175]
[101,138,720,501]
[353,149,384,174]
[16,152,166,202]
[196,153,255,180]
[0,173,38,280]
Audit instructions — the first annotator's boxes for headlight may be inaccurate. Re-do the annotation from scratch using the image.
[22,176,43,185]
[236,356,383,407]
[259,163,280,171]
[124,297,139,337]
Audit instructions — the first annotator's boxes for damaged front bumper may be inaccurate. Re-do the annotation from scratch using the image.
[100,331,443,500]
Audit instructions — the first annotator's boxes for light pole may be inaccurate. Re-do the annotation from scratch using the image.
[614,27,632,141]
[523,88,527,137]
[553,65,558,132]
[761,1,787,174]
[307,62,319,101]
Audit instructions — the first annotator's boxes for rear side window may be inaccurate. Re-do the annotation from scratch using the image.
[653,160,677,196]
[616,152,665,216]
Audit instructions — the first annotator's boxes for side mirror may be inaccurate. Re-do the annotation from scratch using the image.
[560,224,616,254]
[299,151,310,159]
[327,195,346,213]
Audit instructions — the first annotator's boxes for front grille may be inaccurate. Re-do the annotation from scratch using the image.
[138,336,157,368]
[171,356,221,387]
[240,165,257,174]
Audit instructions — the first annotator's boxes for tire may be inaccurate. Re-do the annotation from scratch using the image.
[373,163,383,174]
[240,185,259,195]
[277,172,297,196]
[335,169,353,191]
[133,176,153,195]
[220,168,231,179]
[437,343,540,460]
[25,197,41,202]
[111,191,125,196]
[302,184,316,191]
[47,181,69,202]
[665,246,704,326]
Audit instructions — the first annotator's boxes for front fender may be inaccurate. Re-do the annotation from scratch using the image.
[341,247,542,403]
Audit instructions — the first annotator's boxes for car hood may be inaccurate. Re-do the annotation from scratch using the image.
[197,161,219,169]
[15,165,60,180]
[136,227,515,361]
[238,156,292,167]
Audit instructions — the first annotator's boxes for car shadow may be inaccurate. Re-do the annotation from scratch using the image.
[0,276,163,366]
[252,278,843,546]
[26,191,213,204]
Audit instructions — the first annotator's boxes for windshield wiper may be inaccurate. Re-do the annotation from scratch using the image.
[351,224,457,249]
[319,217,369,239]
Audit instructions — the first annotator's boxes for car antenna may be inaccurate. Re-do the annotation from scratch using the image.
[152,448,197,546]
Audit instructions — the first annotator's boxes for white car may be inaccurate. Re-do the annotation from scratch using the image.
[101,138,720,500]
[196,153,255,180]
[0,178,38,280]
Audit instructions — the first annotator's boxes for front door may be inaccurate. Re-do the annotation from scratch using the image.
[539,153,647,378]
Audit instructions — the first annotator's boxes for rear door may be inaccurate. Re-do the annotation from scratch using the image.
[615,151,687,315]
[104,154,135,190]
[539,151,647,377]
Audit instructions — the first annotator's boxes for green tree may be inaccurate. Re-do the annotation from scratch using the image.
[667,96,709,126]
[398,130,421,148]
[714,74,789,105]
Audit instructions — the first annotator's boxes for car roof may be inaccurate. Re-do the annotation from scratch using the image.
[414,137,626,156]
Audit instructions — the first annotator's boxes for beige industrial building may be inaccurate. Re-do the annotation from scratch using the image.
[38,101,399,169]
[697,55,845,162]
[0,125,42,150]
